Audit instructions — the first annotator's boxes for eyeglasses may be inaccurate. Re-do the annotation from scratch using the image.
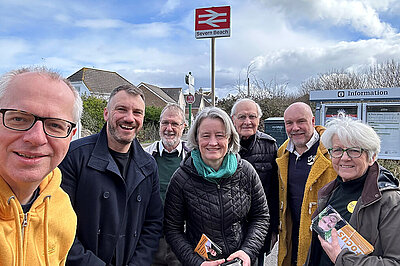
[235,114,258,121]
[0,109,76,138]
[328,147,366,158]
[160,121,183,128]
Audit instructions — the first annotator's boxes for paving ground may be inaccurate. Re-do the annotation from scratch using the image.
[263,240,278,265]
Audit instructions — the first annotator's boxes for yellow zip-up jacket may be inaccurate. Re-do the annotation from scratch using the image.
[276,126,337,266]
[0,167,77,266]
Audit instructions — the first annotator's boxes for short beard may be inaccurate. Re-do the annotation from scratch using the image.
[108,123,135,145]
[161,136,179,150]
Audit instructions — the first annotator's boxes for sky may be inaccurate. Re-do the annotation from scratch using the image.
[1,0,400,99]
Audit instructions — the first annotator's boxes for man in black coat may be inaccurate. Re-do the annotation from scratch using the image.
[231,99,279,266]
[59,85,163,266]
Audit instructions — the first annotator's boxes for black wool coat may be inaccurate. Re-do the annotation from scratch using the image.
[59,125,163,266]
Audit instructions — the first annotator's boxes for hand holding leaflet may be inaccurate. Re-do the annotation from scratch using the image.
[312,205,374,255]
[194,234,223,261]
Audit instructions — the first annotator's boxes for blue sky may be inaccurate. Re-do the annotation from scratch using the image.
[1,0,400,98]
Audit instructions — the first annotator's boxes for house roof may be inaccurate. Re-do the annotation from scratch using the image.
[160,87,182,102]
[138,82,176,103]
[203,95,212,106]
[68,67,132,94]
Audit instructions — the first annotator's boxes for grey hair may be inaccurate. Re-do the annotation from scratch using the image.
[160,103,185,124]
[230,98,263,117]
[0,66,83,123]
[187,107,240,154]
[321,116,380,162]
[107,85,145,108]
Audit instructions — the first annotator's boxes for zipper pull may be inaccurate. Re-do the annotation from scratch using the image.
[22,213,28,228]
[21,212,28,239]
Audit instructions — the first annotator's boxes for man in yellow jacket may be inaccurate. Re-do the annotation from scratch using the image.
[0,67,82,265]
[276,102,336,266]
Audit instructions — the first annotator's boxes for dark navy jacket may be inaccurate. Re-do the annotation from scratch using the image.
[59,125,163,266]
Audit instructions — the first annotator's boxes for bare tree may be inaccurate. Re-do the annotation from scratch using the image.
[366,59,400,88]
[219,64,299,131]
[234,63,257,95]
[301,60,400,93]
[300,69,364,93]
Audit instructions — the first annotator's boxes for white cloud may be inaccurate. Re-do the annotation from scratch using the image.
[128,22,174,38]
[54,14,71,24]
[361,0,398,11]
[73,18,174,38]
[249,34,400,90]
[259,0,397,38]
[75,19,129,29]
[160,0,181,14]
[1,0,400,100]
[314,0,396,38]
[132,68,166,74]
[0,38,31,68]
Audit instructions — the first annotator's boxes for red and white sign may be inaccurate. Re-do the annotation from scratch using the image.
[195,6,231,39]
[186,94,195,104]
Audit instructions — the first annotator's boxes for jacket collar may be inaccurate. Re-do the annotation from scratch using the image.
[361,162,399,204]
[0,168,61,216]
[241,130,275,151]
[279,126,328,156]
[88,124,154,178]
[318,162,399,207]
[278,126,332,193]
[145,140,189,159]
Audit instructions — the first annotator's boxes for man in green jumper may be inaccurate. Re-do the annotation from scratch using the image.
[145,103,188,266]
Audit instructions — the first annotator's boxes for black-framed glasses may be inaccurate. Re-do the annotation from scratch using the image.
[0,109,76,138]
[328,147,366,158]
[160,121,183,128]
[235,114,258,121]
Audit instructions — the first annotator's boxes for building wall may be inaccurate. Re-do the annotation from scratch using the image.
[71,81,90,96]
[178,93,186,112]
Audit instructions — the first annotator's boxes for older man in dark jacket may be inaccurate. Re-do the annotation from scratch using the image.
[60,85,163,266]
[231,99,279,265]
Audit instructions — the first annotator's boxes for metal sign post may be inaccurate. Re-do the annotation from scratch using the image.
[186,94,195,128]
[195,6,231,107]
[185,72,195,127]
[211,37,215,106]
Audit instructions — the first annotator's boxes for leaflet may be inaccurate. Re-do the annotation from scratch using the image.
[311,205,374,255]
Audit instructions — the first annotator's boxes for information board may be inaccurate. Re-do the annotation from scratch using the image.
[321,103,362,125]
[365,104,400,160]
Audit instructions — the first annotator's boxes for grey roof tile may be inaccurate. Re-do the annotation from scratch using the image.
[68,67,132,94]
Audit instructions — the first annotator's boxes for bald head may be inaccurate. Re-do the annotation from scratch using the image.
[284,102,315,151]
[284,102,313,119]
